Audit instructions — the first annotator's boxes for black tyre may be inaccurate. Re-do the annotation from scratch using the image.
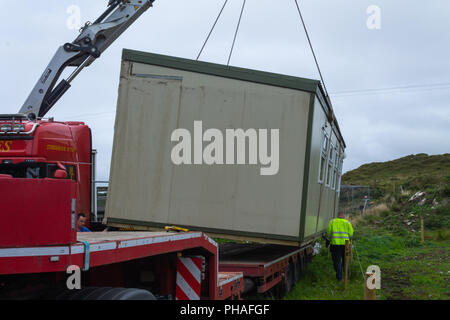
[293,259,301,283]
[47,287,156,300]
[282,263,294,296]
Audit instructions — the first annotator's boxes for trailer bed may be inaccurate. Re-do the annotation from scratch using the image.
[219,243,302,265]
[0,231,246,300]
[0,231,217,275]
[219,243,314,294]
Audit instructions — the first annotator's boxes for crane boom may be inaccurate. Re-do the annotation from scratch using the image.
[19,0,155,120]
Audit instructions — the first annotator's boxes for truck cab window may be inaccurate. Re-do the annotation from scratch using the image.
[0,162,75,180]
[26,167,40,179]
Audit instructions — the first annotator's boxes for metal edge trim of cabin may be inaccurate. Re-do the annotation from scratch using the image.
[298,93,316,243]
[123,49,318,91]
[106,218,301,244]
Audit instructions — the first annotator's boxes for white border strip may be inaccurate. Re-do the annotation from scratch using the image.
[89,242,117,252]
[0,232,205,259]
[219,273,243,286]
[263,248,304,269]
[0,246,69,258]
[118,232,202,249]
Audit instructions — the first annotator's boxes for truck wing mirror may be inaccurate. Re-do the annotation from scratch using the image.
[54,162,67,179]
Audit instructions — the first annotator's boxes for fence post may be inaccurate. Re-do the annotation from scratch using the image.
[349,240,353,265]
[421,216,425,245]
[364,272,377,300]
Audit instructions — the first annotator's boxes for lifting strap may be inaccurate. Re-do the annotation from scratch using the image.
[79,241,90,271]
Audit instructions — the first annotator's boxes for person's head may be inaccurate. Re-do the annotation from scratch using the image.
[337,211,345,218]
[77,213,87,230]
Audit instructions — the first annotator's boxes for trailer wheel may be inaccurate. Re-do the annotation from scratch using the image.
[282,263,294,296]
[293,259,301,283]
[300,254,306,271]
[47,287,156,300]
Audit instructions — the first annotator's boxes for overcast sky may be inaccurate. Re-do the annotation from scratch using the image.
[1,0,449,180]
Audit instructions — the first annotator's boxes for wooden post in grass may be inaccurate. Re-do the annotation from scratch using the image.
[364,272,377,300]
[421,216,424,245]
[344,240,349,289]
[350,240,353,265]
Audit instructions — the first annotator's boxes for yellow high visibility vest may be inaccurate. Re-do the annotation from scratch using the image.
[327,218,354,245]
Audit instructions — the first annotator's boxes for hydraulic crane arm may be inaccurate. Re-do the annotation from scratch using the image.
[19,0,155,120]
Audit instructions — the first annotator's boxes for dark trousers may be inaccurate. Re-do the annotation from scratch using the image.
[330,245,345,281]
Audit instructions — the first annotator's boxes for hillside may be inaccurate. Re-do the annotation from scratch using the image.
[341,153,450,232]
[342,153,450,200]
[283,153,449,300]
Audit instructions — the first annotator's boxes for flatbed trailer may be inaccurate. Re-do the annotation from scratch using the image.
[0,229,314,300]
[219,243,314,297]
[0,184,243,301]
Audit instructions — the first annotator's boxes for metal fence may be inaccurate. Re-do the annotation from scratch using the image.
[339,185,371,214]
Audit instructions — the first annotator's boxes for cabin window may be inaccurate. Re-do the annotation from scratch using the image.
[318,155,326,183]
[326,163,332,186]
[318,130,329,184]
[322,136,328,151]
[329,143,334,164]
[336,156,344,193]
[332,168,337,190]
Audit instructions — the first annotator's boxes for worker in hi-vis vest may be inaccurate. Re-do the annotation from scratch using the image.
[327,211,354,281]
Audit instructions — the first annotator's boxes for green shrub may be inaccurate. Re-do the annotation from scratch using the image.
[363,214,378,224]
[380,210,390,218]
[404,235,421,247]
[431,205,450,229]
[371,187,385,199]
[395,228,408,237]
[442,184,450,197]
[391,203,401,212]
[436,204,450,216]
[398,194,411,204]
[412,205,431,216]
[424,216,444,230]
[436,230,449,241]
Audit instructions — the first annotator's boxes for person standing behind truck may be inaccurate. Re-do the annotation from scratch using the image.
[327,211,354,281]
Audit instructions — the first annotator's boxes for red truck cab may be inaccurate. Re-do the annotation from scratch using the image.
[0,115,92,246]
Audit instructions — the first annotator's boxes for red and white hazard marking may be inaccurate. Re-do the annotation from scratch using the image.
[175,256,204,300]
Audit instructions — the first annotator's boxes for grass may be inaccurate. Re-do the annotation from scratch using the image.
[285,153,450,300]
[283,222,449,300]
[348,203,389,225]
[284,245,368,300]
